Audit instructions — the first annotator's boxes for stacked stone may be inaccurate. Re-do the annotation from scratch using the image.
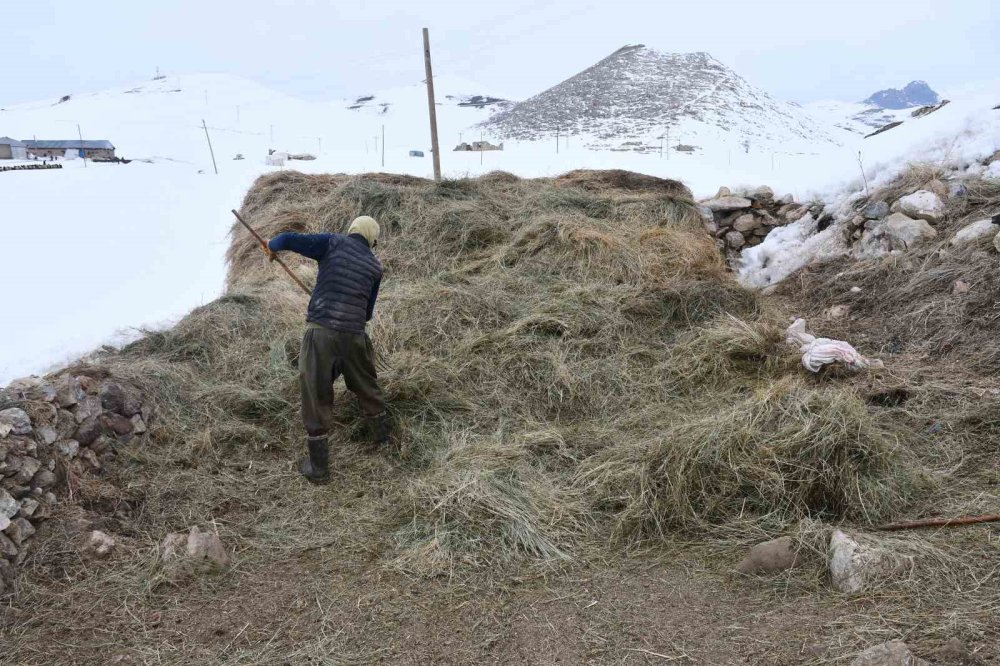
[699,185,815,263]
[0,372,152,594]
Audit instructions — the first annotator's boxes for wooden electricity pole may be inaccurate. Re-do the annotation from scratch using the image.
[422,27,441,181]
[202,119,218,174]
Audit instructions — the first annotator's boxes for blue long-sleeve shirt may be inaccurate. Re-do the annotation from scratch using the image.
[268,232,381,322]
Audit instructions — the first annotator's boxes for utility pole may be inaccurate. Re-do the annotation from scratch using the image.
[381,124,385,168]
[202,119,218,174]
[422,27,441,181]
[76,124,87,168]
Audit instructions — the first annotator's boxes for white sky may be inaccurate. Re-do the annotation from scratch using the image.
[3,0,997,106]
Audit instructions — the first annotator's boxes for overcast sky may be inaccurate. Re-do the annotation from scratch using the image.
[3,0,997,106]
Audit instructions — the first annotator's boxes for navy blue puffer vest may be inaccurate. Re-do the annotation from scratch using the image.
[307,234,383,334]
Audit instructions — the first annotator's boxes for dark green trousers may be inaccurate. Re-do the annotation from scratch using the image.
[299,323,386,437]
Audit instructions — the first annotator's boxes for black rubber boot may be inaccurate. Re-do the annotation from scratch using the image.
[299,435,330,484]
[363,413,391,454]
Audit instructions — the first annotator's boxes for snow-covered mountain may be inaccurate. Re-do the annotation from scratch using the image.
[806,81,944,135]
[863,80,940,110]
[478,45,841,152]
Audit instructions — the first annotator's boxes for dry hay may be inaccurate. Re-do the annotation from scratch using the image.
[102,168,938,572]
[6,168,1000,662]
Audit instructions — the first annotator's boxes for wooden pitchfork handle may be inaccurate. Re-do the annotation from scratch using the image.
[876,514,1000,531]
[231,209,311,296]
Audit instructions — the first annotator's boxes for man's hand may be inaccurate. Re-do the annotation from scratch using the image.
[265,247,278,262]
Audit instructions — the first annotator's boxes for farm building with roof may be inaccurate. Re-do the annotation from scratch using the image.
[0,137,28,159]
[24,139,115,160]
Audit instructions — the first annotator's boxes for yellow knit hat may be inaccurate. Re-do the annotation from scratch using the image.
[347,215,380,248]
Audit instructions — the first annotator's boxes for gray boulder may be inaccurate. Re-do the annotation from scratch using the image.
[705,196,753,212]
[4,517,36,546]
[0,408,32,437]
[862,200,890,220]
[160,525,231,574]
[53,375,83,408]
[0,489,18,520]
[732,214,760,232]
[884,213,938,250]
[829,530,912,593]
[74,396,103,424]
[750,185,774,201]
[724,230,745,248]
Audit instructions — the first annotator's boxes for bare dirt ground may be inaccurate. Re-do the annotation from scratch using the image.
[2,439,993,665]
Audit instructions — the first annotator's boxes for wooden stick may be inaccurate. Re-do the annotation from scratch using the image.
[876,514,1000,531]
[230,209,311,296]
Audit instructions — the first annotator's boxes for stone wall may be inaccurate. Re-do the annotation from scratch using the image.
[0,371,152,594]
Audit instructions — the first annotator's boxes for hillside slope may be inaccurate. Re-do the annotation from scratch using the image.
[479,45,841,151]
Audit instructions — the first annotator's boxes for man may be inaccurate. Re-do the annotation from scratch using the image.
[267,215,389,484]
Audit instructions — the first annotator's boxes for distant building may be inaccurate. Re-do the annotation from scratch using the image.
[453,140,503,152]
[24,139,116,160]
[0,137,27,160]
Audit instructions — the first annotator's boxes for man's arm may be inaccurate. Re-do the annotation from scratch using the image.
[267,233,333,262]
[366,276,381,321]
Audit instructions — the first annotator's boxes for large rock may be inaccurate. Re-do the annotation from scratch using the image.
[73,396,103,424]
[891,190,945,223]
[53,375,84,408]
[0,532,17,559]
[923,179,948,199]
[736,536,799,574]
[160,526,231,573]
[98,382,126,414]
[0,408,32,437]
[732,214,760,232]
[32,469,56,490]
[750,185,774,201]
[74,416,103,447]
[850,640,929,666]
[4,517,36,546]
[705,196,753,212]
[829,530,911,593]
[883,213,938,251]
[995,230,1000,254]
[0,489,18,521]
[724,230,745,248]
[951,218,998,245]
[862,200,890,220]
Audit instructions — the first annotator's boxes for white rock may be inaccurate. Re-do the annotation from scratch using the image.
[704,196,753,212]
[985,160,1000,180]
[995,230,1000,254]
[850,640,929,666]
[86,530,116,558]
[951,218,997,245]
[891,190,945,223]
[829,530,911,593]
[160,525,231,571]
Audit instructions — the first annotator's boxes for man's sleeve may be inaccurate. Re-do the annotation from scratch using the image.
[267,233,333,261]
[366,275,381,322]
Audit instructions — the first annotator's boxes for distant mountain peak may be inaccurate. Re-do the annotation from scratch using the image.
[863,81,940,110]
[479,45,837,151]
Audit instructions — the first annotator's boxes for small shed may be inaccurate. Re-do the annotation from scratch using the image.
[24,139,116,160]
[0,137,27,160]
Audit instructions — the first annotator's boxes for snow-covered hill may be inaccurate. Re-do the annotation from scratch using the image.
[479,45,841,152]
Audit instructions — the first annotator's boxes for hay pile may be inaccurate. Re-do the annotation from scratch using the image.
[7,168,1000,662]
[89,168,930,574]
